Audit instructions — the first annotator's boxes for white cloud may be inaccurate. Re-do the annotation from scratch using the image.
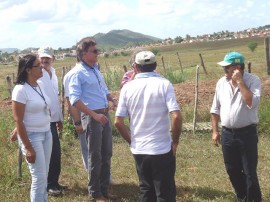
[138,0,176,16]
[0,0,269,49]
[0,0,26,9]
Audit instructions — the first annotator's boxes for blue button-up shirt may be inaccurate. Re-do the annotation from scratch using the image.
[69,62,109,110]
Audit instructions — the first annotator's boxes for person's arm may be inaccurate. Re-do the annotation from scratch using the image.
[69,73,108,125]
[66,97,84,134]
[10,128,18,142]
[12,101,36,163]
[232,69,253,107]
[120,71,136,88]
[211,113,221,146]
[114,116,131,144]
[171,110,182,156]
[74,100,108,125]
[107,94,117,110]
[56,121,63,132]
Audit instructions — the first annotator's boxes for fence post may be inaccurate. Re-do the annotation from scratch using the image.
[60,66,67,138]
[7,74,23,178]
[161,56,166,72]
[248,61,251,73]
[193,65,199,134]
[104,59,108,69]
[12,73,15,84]
[61,66,66,122]
[6,75,13,97]
[176,52,183,74]
[123,65,127,73]
[265,37,270,75]
[199,53,208,75]
[18,148,22,179]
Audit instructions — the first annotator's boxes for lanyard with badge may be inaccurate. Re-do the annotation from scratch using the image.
[26,82,51,116]
[81,60,108,108]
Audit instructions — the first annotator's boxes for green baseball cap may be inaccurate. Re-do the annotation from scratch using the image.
[217,52,245,66]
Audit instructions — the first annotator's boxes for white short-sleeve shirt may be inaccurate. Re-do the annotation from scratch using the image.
[115,72,180,155]
[12,83,51,132]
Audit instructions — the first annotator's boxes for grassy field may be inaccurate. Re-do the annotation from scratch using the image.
[0,37,267,96]
[0,37,270,201]
[1,120,270,202]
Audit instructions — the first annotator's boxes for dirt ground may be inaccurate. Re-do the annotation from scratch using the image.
[1,76,269,111]
[111,76,269,109]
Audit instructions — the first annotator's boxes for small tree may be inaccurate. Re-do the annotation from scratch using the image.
[174,36,183,43]
[247,41,258,52]
[150,48,160,55]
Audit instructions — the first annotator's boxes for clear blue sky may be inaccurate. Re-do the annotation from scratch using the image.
[0,0,269,50]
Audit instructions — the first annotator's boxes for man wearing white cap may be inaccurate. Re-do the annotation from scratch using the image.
[115,51,182,202]
[38,46,65,196]
[211,51,262,201]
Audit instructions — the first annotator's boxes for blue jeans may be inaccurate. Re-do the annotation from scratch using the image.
[47,122,61,189]
[79,131,88,170]
[221,125,262,202]
[86,113,112,198]
[133,150,176,202]
[19,130,52,202]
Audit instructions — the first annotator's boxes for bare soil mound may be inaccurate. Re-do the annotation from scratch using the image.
[1,76,269,111]
[111,76,269,109]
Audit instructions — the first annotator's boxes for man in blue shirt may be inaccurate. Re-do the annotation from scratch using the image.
[69,37,117,202]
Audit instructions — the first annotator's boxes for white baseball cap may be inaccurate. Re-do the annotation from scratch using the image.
[38,46,54,58]
[135,51,156,65]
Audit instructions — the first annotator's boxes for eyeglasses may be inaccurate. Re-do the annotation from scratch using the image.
[32,63,42,68]
[88,49,100,54]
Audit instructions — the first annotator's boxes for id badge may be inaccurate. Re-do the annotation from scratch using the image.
[45,104,51,116]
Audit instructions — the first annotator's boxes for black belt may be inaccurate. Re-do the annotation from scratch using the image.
[93,108,109,113]
[222,124,257,133]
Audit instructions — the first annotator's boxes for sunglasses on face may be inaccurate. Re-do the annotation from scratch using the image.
[87,49,100,54]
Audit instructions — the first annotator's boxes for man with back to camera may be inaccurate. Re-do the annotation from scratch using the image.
[115,51,182,202]
[211,51,262,202]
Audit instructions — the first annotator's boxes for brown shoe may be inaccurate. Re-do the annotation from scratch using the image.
[105,193,117,200]
[95,196,108,202]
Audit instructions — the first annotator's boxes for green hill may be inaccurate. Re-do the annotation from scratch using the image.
[93,29,162,49]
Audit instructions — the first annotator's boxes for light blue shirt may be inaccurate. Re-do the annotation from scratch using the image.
[69,62,109,110]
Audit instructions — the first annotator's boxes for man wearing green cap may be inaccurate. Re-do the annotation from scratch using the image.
[210,51,262,201]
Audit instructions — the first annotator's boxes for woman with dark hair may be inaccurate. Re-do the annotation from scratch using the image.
[12,54,52,202]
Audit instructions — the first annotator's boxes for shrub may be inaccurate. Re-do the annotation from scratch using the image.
[247,41,258,52]
[258,97,270,134]
[120,51,130,57]
[161,69,185,84]
[150,48,160,55]
[103,52,109,58]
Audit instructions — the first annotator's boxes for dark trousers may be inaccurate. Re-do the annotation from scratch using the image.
[87,113,112,198]
[133,150,176,202]
[47,122,61,188]
[221,125,261,202]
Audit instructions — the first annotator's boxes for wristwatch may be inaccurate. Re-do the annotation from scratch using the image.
[74,120,82,126]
